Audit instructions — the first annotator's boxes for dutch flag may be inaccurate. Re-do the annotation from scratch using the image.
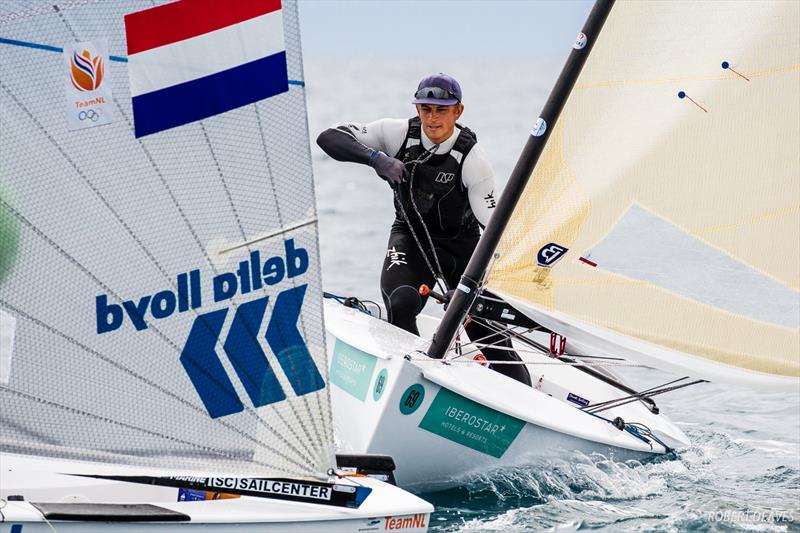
[125,0,289,138]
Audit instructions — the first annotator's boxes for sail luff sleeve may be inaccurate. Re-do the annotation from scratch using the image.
[427,0,616,359]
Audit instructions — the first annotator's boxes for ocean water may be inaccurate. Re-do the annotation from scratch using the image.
[304,59,800,532]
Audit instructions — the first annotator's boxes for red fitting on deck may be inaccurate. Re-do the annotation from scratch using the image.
[549,332,566,357]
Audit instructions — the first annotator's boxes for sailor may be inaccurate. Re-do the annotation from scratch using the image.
[317,73,531,386]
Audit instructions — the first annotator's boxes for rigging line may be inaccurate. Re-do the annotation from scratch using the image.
[448,332,522,359]
[442,316,519,361]
[405,145,449,289]
[392,192,448,295]
[253,103,330,457]
[584,383,694,414]
[471,316,582,358]
[445,328,519,357]
[49,12,322,466]
[586,379,705,414]
[624,422,671,452]
[405,356,647,367]
[391,146,449,295]
[457,344,546,358]
[585,376,691,411]
[469,317,626,360]
[468,316,547,349]
[585,380,699,413]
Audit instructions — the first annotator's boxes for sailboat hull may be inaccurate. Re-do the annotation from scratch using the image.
[0,453,432,532]
[325,301,689,492]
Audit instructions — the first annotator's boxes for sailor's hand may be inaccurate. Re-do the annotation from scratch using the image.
[369,151,407,189]
[442,289,456,310]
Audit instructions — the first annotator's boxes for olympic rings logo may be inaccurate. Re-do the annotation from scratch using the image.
[78,109,101,122]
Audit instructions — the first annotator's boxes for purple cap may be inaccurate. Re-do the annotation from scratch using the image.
[412,73,462,105]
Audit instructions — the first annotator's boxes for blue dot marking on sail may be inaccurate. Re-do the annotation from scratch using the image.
[721,60,750,81]
[677,90,708,113]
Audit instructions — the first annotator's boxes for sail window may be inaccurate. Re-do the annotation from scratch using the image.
[586,204,799,329]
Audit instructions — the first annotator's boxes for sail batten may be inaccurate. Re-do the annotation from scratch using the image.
[489,0,800,384]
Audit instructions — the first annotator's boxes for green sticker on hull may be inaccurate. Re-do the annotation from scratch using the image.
[330,339,377,401]
[373,368,388,401]
[418,387,525,458]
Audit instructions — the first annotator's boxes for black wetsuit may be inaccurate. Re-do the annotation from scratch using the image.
[379,118,531,386]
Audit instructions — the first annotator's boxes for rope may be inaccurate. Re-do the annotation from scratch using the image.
[393,144,449,294]
[585,378,706,414]
[404,354,649,367]
[625,422,672,451]
[323,291,382,319]
[331,127,447,293]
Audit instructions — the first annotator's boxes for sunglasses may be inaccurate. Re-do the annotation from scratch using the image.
[414,86,459,102]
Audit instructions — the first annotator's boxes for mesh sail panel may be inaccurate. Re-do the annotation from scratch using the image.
[0,0,334,478]
[489,1,799,382]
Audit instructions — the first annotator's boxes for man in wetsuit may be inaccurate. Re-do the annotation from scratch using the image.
[317,73,530,386]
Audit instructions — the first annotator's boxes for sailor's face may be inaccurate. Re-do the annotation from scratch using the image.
[416,103,464,144]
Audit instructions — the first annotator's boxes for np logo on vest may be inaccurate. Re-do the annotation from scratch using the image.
[435,172,455,184]
[537,243,569,267]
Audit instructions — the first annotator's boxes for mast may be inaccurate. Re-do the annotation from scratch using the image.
[427,0,615,359]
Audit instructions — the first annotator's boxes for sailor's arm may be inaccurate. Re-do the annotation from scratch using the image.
[462,145,498,228]
[316,119,409,186]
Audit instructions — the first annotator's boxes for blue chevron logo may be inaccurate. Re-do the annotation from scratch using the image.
[179,284,324,418]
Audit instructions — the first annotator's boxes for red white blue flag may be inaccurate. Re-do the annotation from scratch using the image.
[125,0,288,138]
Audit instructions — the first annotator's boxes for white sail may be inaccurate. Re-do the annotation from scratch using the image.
[0,0,334,479]
[488,1,799,387]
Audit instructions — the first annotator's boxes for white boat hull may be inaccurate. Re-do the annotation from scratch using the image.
[324,301,690,492]
[0,453,432,532]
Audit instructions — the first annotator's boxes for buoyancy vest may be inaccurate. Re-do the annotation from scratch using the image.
[393,117,479,238]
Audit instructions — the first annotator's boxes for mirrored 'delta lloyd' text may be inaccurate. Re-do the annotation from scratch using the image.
[93,239,324,418]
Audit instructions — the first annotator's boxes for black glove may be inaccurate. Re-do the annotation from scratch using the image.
[369,151,407,188]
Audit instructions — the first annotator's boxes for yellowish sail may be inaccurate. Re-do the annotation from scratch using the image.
[489,1,800,383]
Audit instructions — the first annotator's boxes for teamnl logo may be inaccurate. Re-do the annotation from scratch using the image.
[94,239,324,418]
[69,47,105,92]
